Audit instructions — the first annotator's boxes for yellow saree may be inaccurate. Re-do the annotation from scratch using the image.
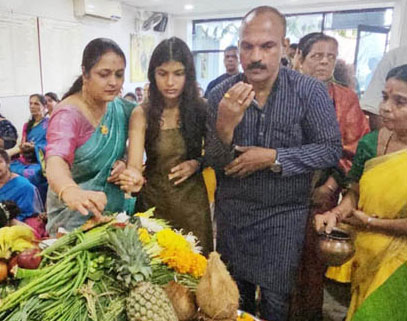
[346,150,407,320]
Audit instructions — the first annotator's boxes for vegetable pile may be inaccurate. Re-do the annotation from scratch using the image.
[0,210,247,321]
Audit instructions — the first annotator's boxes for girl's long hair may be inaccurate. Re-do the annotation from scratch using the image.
[145,37,207,160]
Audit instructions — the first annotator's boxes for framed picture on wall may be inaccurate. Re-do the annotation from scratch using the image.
[130,34,156,82]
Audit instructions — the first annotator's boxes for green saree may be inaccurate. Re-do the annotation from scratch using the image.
[46,98,135,236]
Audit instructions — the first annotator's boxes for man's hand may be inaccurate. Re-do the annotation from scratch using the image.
[224,146,276,177]
[216,82,255,144]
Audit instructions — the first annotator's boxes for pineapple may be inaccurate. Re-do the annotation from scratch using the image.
[107,225,152,287]
[126,281,178,321]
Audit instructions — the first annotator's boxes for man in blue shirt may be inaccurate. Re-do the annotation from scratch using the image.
[206,6,342,321]
[204,45,239,98]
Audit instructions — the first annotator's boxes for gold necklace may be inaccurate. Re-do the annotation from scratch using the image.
[81,93,108,135]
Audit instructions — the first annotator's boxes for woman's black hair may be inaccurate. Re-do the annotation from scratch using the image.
[0,148,10,164]
[0,200,20,227]
[26,94,46,134]
[386,64,407,82]
[298,32,338,59]
[45,92,60,103]
[62,38,126,100]
[145,37,207,161]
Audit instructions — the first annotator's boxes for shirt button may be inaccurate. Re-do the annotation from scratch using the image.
[261,114,265,119]
[259,132,264,136]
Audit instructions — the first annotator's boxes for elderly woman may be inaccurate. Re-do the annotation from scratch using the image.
[0,149,45,237]
[315,64,407,320]
[290,32,370,320]
[8,94,48,204]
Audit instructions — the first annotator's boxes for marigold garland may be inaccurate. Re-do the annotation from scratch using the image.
[156,229,191,251]
[160,248,207,278]
[137,214,208,279]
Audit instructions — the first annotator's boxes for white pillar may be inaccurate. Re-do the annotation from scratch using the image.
[390,0,407,48]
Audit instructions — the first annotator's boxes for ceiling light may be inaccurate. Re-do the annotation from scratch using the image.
[184,4,194,10]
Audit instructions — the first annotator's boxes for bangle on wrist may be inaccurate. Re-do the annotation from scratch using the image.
[366,216,375,229]
[58,184,79,202]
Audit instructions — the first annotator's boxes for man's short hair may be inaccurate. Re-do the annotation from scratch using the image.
[241,6,286,37]
[225,45,238,52]
[290,43,298,50]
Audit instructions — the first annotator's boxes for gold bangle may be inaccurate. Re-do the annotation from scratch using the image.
[58,184,79,202]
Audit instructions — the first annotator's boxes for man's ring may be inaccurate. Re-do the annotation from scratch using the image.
[224,93,231,99]
[237,99,243,105]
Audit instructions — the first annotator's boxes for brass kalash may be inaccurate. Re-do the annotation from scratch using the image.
[317,227,355,266]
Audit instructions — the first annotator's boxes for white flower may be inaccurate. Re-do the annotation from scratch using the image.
[184,232,203,254]
[139,217,165,233]
[115,212,130,223]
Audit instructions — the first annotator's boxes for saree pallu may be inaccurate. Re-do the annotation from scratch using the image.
[10,118,48,203]
[46,99,135,236]
[346,150,407,321]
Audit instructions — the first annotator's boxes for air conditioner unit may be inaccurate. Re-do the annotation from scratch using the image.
[73,0,122,21]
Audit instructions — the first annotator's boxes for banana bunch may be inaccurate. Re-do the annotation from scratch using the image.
[0,226,35,259]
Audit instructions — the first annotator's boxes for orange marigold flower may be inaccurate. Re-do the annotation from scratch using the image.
[157,229,190,251]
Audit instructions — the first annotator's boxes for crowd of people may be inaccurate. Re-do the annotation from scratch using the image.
[0,5,406,321]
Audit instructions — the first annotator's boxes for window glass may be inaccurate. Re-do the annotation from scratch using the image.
[193,19,240,51]
[286,14,323,44]
[192,8,393,94]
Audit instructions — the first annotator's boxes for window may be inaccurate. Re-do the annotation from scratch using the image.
[193,7,393,95]
[193,18,241,91]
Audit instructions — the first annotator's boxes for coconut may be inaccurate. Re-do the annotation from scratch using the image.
[196,252,239,319]
[196,310,237,321]
[164,281,197,321]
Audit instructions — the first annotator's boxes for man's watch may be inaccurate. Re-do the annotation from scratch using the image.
[270,158,282,173]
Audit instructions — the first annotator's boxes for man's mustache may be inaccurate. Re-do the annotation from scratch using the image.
[247,61,267,70]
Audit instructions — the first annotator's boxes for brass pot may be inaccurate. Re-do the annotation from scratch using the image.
[317,227,355,266]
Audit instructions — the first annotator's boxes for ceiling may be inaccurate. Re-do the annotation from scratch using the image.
[121,0,394,17]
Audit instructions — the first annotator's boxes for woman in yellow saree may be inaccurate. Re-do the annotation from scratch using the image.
[315,64,407,320]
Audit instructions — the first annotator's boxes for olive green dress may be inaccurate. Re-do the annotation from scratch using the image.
[137,128,213,255]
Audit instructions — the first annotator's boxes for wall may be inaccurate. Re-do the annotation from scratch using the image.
[0,0,171,135]
[391,0,407,48]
